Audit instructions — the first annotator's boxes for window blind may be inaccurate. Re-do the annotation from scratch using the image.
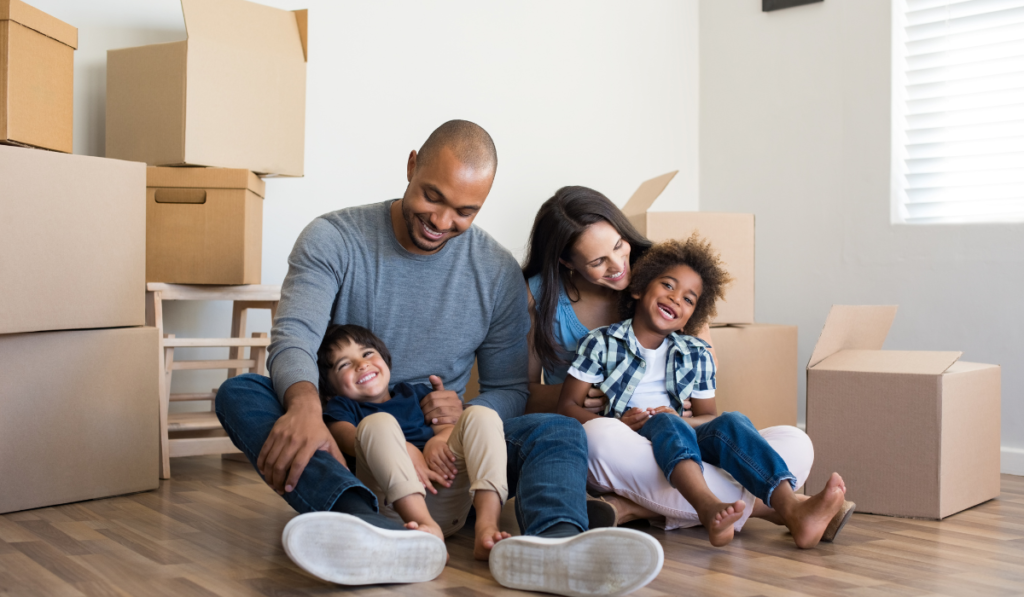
[894,0,1024,223]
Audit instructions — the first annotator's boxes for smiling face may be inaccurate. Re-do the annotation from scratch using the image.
[632,264,703,338]
[563,220,632,291]
[324,340,392,403]
[395,146,494,254]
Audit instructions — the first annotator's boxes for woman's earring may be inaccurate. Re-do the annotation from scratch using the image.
[569,269,574,279]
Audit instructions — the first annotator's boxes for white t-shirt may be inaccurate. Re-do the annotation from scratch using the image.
[627,340,673,411]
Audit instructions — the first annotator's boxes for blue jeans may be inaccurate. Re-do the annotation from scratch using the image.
[638,411,797,507]
[215,374,589,535]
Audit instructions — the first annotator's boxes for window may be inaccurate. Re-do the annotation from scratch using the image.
[892,0,1024,223]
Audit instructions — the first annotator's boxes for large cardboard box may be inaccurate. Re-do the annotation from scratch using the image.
[0,144,145,335]
[622,171,754,324]
[0,327,160,514]
[106,0,307,176]
[806,305,1001,519]
[710,324,797,430]
[147,166,265,285]
[0,0,76,153]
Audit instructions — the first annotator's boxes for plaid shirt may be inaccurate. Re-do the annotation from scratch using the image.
[568,319,715,418]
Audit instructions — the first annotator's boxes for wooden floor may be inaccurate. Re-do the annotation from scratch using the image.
[2,457,1023,597]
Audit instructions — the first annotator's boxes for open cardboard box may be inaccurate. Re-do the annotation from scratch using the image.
[805,305,1000,519]
[0,0,76,153]
[147,166,265,285]
[106,0,307,176]
[0,144,145,335]
[623,171,754,324]
[0,326,159,514]
[710,324,797,430]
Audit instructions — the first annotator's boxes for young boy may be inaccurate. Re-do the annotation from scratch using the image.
[318,324,510,560]
[558,235,853,549]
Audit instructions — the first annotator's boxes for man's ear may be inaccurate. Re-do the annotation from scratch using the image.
[406,150,417,182]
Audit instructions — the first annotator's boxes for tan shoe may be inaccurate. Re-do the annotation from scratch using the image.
[586,495,618,529]
[821,500,856,542]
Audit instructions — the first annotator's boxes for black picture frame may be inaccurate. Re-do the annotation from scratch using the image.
[763,0,823,11]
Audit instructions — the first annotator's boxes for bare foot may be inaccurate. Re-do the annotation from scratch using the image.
[404,519,446,543]
[784,473,846,549]
[473,524,511,561]
[698,500,745,547]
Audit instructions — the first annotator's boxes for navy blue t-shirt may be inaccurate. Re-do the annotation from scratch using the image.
[322,382,434,449]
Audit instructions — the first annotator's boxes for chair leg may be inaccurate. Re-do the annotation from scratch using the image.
[160,334,175,480]
[228,302,249,379]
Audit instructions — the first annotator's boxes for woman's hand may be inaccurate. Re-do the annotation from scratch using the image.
[582,386,610,414]
[423,433,458,481]
[680,399,693,418]
[649,406,678,417]
[407,443,448,494]
[620,407,650,431]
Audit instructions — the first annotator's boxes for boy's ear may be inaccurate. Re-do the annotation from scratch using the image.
[631,291,641,300]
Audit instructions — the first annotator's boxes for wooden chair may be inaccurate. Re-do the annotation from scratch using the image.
[145,283,282,479]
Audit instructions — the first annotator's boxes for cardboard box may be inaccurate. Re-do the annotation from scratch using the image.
[0,326,160,514]
[0,0,77,153]
[805,305,1001,519]
[709,324,797,430]
[147,166,265,285]
[622,171,754,324]
[0,144,145,335]
[106,0,307,176]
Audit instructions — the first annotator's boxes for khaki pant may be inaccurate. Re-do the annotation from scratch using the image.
[354,406,508,537]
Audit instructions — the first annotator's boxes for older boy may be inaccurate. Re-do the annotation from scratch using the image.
[216,120,663,595]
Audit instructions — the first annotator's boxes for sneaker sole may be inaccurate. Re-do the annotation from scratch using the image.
[489,528,664,597]
[282,512,447,585]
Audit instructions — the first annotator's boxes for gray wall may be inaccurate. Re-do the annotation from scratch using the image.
[699,0,1024,472]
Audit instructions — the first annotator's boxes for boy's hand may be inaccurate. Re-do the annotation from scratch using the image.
[582,386,610,414]
[407,443,448,494]
[420,375,463,425]
[620,407,650,431]
[423,433,458,480]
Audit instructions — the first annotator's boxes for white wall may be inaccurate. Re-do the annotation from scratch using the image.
[31,0,699,402]
[699,0,1024,472]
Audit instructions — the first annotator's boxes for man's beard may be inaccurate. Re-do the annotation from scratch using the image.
[402,202,452,252]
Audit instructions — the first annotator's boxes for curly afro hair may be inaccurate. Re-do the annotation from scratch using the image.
[619,233,733,335]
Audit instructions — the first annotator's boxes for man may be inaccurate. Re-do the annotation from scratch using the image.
[216,120,663,596]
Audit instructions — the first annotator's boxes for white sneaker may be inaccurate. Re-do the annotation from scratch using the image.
[282,512,447,585]
[489,527,664,597]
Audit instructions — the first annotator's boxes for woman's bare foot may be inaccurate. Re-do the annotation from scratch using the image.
[751,494,810,526]
[600,494,658,525]
[473,524,511,561]
[697,500,745,547]
[781,473,846,549]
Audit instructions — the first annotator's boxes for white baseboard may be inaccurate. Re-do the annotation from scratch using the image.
[1002,447,1024,476]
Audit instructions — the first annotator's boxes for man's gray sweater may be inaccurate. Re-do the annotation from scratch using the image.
[266,200,530,422]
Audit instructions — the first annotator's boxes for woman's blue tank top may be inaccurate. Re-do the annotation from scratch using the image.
[527,274,591,384]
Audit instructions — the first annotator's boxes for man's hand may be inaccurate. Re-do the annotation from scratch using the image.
[420,375,463,426]
[423,431,458,480]
[407,443,448,494]
[620,407,650,431]
[257,382,345,495]
[582,386,610,414]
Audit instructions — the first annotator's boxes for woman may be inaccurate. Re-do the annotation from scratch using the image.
[522,185,823,534]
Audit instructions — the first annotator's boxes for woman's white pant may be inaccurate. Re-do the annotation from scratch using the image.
[584,417,814,531]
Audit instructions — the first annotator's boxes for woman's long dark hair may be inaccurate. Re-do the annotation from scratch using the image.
[522,186,652,372]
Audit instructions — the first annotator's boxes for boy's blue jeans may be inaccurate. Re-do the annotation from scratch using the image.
[215,374,589,536]
[638,411,797,508]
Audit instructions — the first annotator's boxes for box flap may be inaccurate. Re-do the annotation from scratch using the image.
[807,305,898,369]
[813,349,962,375]
[179,0,306,176]
[293,9,308,62]
[0,0,77,49]
[622,171,678,217]
[147,166,265,198]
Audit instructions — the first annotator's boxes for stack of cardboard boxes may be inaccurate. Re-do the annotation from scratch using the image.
[0,0,158,514]
[622,171,798,431]
[106,0,308,285]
